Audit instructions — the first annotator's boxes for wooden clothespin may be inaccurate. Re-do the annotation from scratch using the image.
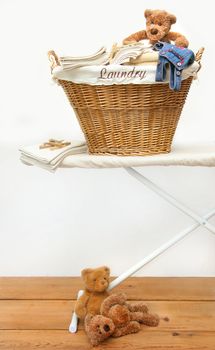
[109,43,119,63]
[39,139,71,150]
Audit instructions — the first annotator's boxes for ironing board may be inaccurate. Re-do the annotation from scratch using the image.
[54,141,215,332]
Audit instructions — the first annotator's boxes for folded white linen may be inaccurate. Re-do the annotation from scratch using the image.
[109,43,153,64]
[20,142,215,170]
[59,47,109,70]
[128,51,159,64]
[19,140,87,172]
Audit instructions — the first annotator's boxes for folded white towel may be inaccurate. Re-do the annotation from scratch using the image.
[19,140,87,172]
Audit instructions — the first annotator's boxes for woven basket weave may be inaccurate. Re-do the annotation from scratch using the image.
[49,49,203,156]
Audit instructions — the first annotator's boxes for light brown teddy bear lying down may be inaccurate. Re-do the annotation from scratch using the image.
[123,9,189,48]
[85,293,159,346]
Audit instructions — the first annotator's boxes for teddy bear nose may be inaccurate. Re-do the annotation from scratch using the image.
[104,324,110,332]
[151,28,158,35]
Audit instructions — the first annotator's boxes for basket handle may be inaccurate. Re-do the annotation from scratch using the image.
[195,47,204,72]
[47,50,60,72]
[195,47,204,62]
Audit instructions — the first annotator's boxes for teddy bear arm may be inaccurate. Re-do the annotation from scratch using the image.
[126,302,148,313]
[135,312,160,327]
[101,293,127,317]
[123,30,147,44]
[167,32,189,47]
[74,293,89,319]
[112,321,140,337]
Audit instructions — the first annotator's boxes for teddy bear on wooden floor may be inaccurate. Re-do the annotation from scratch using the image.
[123,9,189,47]
[85,293,159,345]
[101,293,159,337]
[74,266,110,320]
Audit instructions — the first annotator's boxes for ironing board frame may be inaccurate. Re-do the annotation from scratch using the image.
[69,166,215,333]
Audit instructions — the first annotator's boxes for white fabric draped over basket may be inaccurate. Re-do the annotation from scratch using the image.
[52,62,199,85]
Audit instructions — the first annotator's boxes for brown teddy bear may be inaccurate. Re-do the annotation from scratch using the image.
[85,293,159,346]
[101,293,159,338]
[74,266,110,320]
[123,9,189,47]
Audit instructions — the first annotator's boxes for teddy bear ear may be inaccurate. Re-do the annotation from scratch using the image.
[81,268,92,278]
[168,13,177,24]
[103,266,110,275]
[144,9,152,18]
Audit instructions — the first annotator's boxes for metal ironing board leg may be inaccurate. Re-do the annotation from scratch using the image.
[124,168,215,235]
[69,167,215,332]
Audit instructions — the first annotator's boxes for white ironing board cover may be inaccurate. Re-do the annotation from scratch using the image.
[61,142,215,169]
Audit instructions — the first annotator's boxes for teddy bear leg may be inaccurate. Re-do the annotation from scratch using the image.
[75,303,87,319]
[112,321,140,338]
[138,312,160,327]
[131,311,147,323]
[127,302,148,313]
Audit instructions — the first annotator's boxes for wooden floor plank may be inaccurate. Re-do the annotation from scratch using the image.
[1,277,215,300]
[1,300,215,331]
[0,330,215,350]
[1,278,214,349]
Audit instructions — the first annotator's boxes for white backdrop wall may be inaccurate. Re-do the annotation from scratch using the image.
[0,0,215,276]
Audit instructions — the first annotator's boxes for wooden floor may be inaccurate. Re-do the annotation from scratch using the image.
[0,277,215,349]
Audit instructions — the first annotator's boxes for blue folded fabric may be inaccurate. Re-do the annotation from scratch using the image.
[154,42,195,91]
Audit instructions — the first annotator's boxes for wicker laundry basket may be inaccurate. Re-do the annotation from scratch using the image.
[48,48,204,156]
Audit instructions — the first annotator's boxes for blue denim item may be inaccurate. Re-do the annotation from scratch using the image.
[154,42,195,91]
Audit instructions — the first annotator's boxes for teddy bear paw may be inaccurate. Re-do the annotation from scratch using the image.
[175,36,189,48]
[129,321,141,333]
[141,313,160,327]
[123,39,137,45]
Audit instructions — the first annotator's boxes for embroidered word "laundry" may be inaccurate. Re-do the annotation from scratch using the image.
[99,67,147,80]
